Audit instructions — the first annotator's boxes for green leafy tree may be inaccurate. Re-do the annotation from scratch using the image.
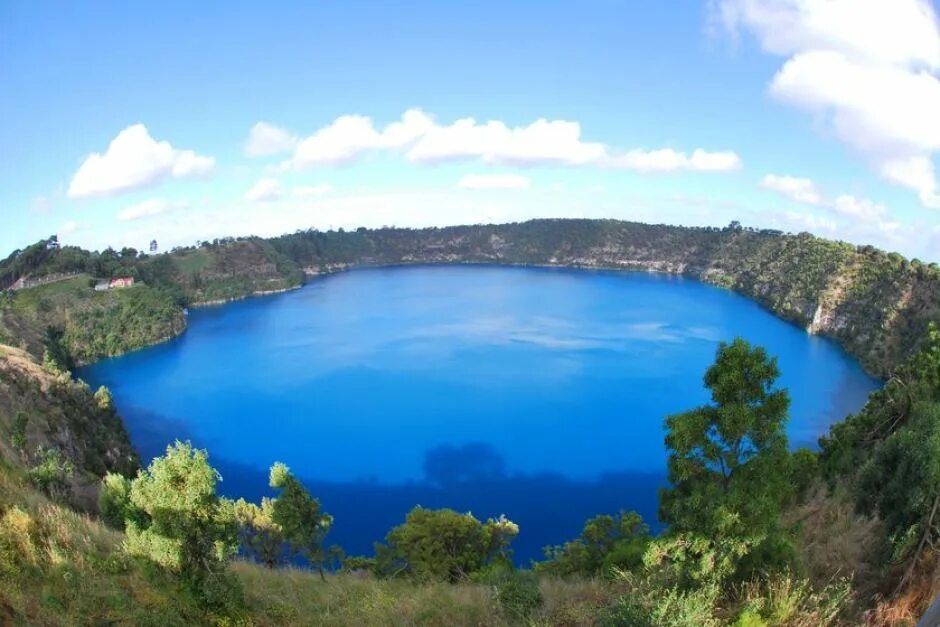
[656,339,793,585]
[660,338,791,537]
[857,401,940,591]
[537,511,649,577]
[268,462,339,579]
[821,323,940,479]
[94,386,114,412]
[376,507,519,582]
[99,472,134,529]
[41,326,72,373]
[232,497,285,568]
[122,441,239,600]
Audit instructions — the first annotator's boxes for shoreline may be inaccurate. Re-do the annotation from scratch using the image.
[74,260,885,382]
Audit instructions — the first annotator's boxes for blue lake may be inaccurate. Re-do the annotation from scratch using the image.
[79,265,880,562]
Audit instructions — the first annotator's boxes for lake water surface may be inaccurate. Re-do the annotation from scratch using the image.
[79,265,880,562]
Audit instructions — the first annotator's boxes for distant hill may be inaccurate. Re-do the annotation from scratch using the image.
[3,219,938,376]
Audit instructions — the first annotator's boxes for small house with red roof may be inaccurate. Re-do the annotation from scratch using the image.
[109,277,135,289]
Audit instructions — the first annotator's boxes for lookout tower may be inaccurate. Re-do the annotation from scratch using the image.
[149,239,158,253]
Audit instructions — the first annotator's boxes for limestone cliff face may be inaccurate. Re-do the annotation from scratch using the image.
[273,220,940,377]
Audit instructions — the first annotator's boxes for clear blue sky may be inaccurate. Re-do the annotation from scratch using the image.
[2,0,938,259]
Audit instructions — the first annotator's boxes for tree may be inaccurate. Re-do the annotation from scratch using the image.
[376,507,519,582]
[94,385,114,412]
[857,401,940,591]
[232,497,285,568]
[537,511,650,577]
[660,338,791,538]
[122,441,238,598]
[268,462,339,579]
[42,327,72,373]
[821,323,940,479]
[99,472,134,529]
[655,339,793,586]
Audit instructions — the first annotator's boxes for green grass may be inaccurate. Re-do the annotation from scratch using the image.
[172,251,211,274]
[9,275,93,316]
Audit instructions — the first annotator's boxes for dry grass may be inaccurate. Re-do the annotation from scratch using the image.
[233,562,504,626]
[864,554,940,627]
[786,486,885,591]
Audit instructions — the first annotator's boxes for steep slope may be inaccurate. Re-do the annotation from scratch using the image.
[0,345,138,509]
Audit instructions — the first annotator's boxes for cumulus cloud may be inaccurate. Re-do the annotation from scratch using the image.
[118,198,186,222]
[759,172,904,248]
[759,174,822,205]
[250,109,741,174]
[406,116,605,166]
[245,122,299,157]
[457,174,531,189]
[244,178,284,202]
[68,124,214,198]
[714,0,940,208]
[292,183,334,198]
[58,220,79,236]
[605,148,742,173]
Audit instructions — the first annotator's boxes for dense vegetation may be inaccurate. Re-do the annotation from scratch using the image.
[1,219,939,623]
[5,220,939,375]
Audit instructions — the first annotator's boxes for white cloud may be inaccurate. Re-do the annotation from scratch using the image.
[759,172,906,248]
[830,194,889,223]
[251,108,741,174]
[68,124,214,198]
[118,198,186,222]
[714,0,940,208]
[714,0,940,67]
[759,174,822,205]
[244,178,284,202]
[289,109,434,169]
[245,122,299,157]
[292,183,334,198]
[407,116,605,166]
[457,174,531,189]
[605,148,742,173]
[58,220,79,236]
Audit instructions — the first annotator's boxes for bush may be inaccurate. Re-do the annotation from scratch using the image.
[474,564,543,621]
[121,441,239,605]
[538,511,650,578]
[98,472,133,530]
[28,447,74,501]
[375,507,519,582]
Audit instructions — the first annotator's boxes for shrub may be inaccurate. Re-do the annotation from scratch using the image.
[28,447,74,501]
[538,511,650,578]
[121,441,240,606]
[376,507,519,582]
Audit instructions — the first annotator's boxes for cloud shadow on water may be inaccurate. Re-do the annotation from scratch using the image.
[209,442,667,565]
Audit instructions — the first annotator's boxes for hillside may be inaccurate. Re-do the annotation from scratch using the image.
[1,219,939,624]
[5,221,938,376]
[0,346,137,510]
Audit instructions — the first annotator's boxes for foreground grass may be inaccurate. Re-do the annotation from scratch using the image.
[235,564,623,627]
[0,461,621,626]
[235,564,504,626]
[0,461,919,626]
